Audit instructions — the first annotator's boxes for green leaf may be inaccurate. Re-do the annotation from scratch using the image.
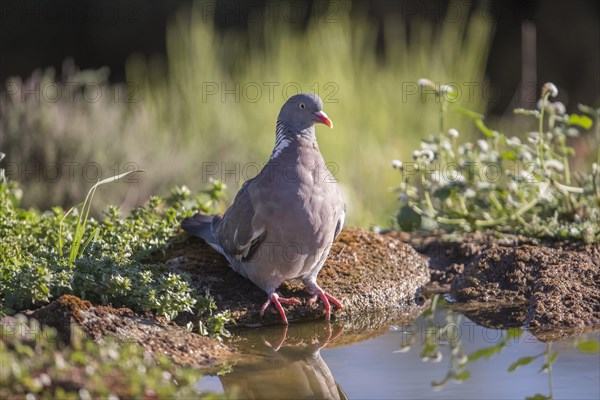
[505,328,523,340]
[508,356,537,372]
[468,344,502,362]
[577,340,600,353]
[569,114,593,129]
[396,205,422,232]
[539,351,559,372]
[433,186,452,200]
[526,394,551,400]
[500,151,517,160]
[455,106,484,120]
[454,370,471,381]
[475,119,495,138]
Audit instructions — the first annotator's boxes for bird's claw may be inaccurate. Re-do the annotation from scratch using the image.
[306,286,343,320]
[260,292,301,324]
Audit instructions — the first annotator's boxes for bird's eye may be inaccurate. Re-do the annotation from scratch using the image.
[299,103,305,109]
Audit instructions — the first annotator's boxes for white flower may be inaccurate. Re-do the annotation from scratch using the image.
[527,132,539,144]
[440,84,454,94]
[542,82,558,98]
[448,128,459,139]
[418,78,434,88]
[421,141,437,151]
[538,182,554,201]
[429,171,439,183]
[551,101,566,115]
[421,149,435,162]
[392,159,403,169]
[545,159,564,172]
[476,181,493,190]
[536,99,547,111]
[566,128,580,137]
[451,172,466,184]
[477,139,489,152]
[506,136,521,147]
[519,170,535,182]
[458,143,473,155]
[464,188,476,198]
[412,150,422,160]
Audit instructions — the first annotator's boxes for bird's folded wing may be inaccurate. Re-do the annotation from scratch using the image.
[217,182,266,262]
[334,203,346,240]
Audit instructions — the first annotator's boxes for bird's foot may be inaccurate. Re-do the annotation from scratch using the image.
[262,325,288,351]
[260,293,301,324]
[322,322,344,347]
[306,286,343,320]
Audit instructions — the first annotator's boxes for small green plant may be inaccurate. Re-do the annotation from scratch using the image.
[194,291,236,340]
[394,80,599,242]
[0,173,229,328]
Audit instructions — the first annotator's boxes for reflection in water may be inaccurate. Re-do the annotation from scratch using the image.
[213,323,347,399]
[390,296,599,399]
[198,299,599,399]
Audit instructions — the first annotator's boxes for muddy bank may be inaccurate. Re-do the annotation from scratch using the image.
[401,232,600,332]
[157,227,431,326]
[21,295,233,369]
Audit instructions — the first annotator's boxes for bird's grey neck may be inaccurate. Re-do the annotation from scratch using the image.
[271,120,316,159]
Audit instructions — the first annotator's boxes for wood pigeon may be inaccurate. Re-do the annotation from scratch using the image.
[182,93,345,324]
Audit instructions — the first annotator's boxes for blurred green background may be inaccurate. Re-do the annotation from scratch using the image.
[1,0,598,227]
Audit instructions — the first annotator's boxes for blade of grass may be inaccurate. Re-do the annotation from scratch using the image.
[66,169,144,265]
[58,203,80,258]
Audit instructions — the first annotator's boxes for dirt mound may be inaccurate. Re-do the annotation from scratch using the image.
[26,295,232,369]
[404,233,600,331]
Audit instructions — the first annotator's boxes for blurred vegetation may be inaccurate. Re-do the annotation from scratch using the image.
[394,81,600,242]
[392,297,600,396]
[0,0,493,226]
[0,317,222,399]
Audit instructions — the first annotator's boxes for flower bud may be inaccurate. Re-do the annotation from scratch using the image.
[542,82,558,98]
[392,160,403,169]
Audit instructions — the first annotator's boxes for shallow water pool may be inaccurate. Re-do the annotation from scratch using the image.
[197,304,600,399]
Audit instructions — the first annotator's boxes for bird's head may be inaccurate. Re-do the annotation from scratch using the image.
[278,93,333,131]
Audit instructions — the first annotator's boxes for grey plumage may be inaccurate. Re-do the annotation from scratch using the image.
[182,93,345,324]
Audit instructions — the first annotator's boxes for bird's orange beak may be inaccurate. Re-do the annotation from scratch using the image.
[314,110,333,129]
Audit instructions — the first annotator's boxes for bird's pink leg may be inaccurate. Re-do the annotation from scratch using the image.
[260,292,301,324]
[306,284,343,320]
[262,325,288,351]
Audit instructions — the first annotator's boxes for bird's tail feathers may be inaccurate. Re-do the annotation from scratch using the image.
[181,213,224,254]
